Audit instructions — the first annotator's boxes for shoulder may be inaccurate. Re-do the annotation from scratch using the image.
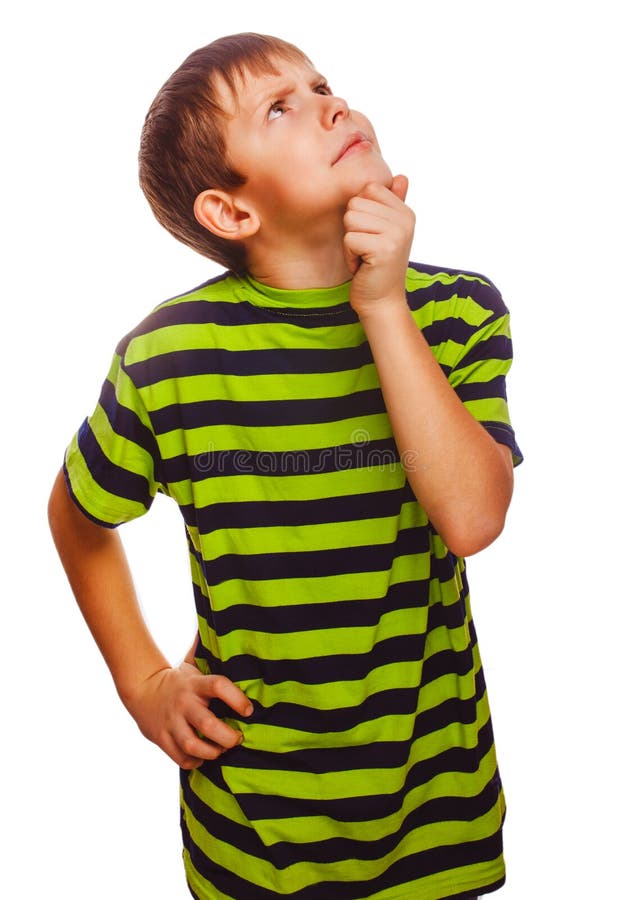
[405,261,508,322]
[105,270,252,390]
[115,270,244,360]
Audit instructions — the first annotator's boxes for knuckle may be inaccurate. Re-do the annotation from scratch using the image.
[203,744,222,760]
[207,673,226,692]
[180,735,198,756]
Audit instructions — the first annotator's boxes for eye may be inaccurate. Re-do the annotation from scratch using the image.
[314,81,332,96]
[267,100,287,121]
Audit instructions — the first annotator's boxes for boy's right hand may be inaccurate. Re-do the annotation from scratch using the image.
[124,664,253,769]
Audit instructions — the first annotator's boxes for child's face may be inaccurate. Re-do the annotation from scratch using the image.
[217,58,393,230]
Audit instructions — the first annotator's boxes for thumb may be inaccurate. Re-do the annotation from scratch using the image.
[390,174,408,202]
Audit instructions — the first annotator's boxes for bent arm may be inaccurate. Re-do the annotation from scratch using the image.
[344,179,514,558]
[48,470,251,767]
[47,468,170,704]
[359,301,514,557]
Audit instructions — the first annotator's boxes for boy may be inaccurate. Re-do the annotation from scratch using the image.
[49,32,522,900]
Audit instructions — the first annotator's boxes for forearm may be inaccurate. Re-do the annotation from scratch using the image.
[359,297,513,556]
[48,469,170,704]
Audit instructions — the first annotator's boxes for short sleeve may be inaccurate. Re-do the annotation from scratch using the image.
[64,348,163,527]
[447,284,523,466]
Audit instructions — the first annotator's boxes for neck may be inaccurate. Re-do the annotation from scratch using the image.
[244,217,353,290]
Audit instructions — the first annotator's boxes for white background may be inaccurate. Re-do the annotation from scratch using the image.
[2,0,621,896]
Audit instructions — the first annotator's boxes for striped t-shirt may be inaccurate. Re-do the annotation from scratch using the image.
[64,262,522,900]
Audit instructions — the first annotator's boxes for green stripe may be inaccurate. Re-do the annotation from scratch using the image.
[198,603,432,663]
[204,553,431,611]
[158,412,394,458]
[450,355,511,385]
[183,850,236,900]
[65,437,150,523]
[224,693,493,802]
[406,266,491,291]
[143,363,381,409]
[126,319,366,365]
[198,502,425,560]
[463,397,511,426]
[236,657,427,711]
[182,789,503,894]
[368,855,505,900]
[246,742,500,846]
[171,465,407,509]
[411,294,498,331]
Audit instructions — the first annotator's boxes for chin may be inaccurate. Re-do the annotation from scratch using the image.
[351,159,393,194]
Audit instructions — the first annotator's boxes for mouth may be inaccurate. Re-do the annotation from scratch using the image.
[332,131,373,165]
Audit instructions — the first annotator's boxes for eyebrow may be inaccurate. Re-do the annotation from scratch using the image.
[250,71,329,115]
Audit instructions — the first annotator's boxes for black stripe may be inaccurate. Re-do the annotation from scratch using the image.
[183,787,502,899]
[183,483,413,535]
[121,295,357,358]
[195,561,465,620]
[98,379,161,465]
[201,525,427,586]
[208,667,482,750]
[200,631,428,686]
[126,343,374,386]
[226,678,481,737]
[192,557,466,664]
[203,577,430,636]
[454,375,508,402]
[420,316,484,350]
[150,388,386,433]
[63,462,117,529]
[406,261,504,312]
[453,334,513,371]
[199,610,477,693]
[251,302,356,327]
[248,711,487,793]
[481,423,523,462]
[183,759,500,871]
[161,437,400,485]
[76,419,154,510]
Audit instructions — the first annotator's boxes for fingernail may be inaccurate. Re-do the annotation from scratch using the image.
[244,703,253,716]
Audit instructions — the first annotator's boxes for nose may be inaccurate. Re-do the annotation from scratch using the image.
[321,94,349,129]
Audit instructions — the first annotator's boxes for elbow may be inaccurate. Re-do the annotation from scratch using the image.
[423,443,515,558]
[443,514,507,558]
[436,502,510,558]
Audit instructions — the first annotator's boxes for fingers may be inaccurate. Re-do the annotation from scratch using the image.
[343,243,361,275]
[343,187,414,263]
[351,179,409,209]
[190,701,245,750]
[344,182,414,237]
[344,206,400,237]
[165,673,253,769]
[131,666,254,769]
[199,673,254,718]
[174,672,251,757]
[344,231,405,269]
[173,713,242,768]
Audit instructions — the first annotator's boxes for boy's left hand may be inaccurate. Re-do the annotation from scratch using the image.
[344,175,415,315]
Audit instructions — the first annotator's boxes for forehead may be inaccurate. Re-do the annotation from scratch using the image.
[213,54,320,115]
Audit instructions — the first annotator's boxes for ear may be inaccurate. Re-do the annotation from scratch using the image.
[194,189,260,241]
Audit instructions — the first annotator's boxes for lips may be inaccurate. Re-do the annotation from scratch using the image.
[333,131,372,165]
